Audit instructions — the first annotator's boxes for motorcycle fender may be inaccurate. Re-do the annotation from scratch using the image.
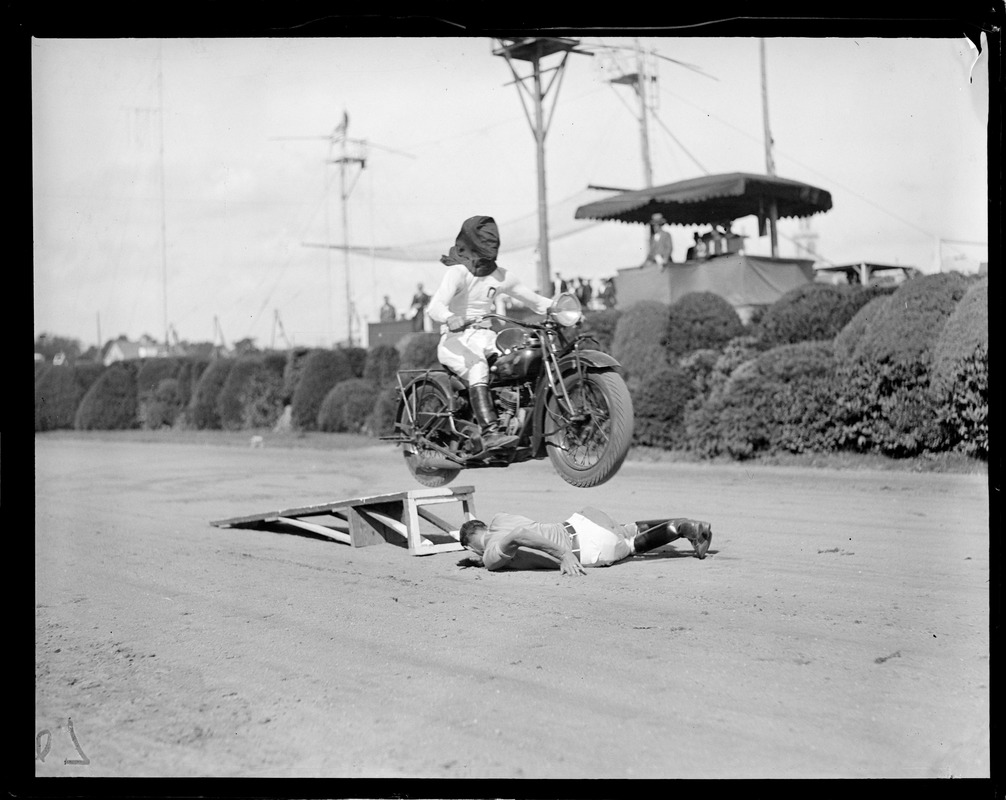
[399,370,460,412]
[529,351,624,455]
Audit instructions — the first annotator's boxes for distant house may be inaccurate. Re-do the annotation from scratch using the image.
[102,340,173,367]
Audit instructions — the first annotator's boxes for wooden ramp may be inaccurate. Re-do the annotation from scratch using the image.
[210,486,476,556]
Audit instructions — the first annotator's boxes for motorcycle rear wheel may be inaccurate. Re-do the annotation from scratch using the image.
[396,380,462,488]
[544,370,633,488]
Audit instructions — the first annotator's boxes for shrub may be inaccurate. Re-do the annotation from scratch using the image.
[281,347,316,404]
[290,348,355,430]
[704,335,762,399]
[930,278,988,395]
[851,272,970,366]
[176,358,210,409]
[834,294,893,360]
[934,343,988,459]
[217,356,268,430]
[34,364,80,431]
[73,361,106,400]
[239,351,288,429]
[366,386,400,437]
[754,283,850,348]
[398,333,441,370]
[74,363,139,430]
[189,358,235,430]
[611,301,671,387]
[630,364,696,449]
[665,292,744,358]
[685,341,840,459]
[342,345,368,378]
[317,378,380,433]
[678,348,722,409]
[136,357,183,427]
[830,358,943,457]
[145,378,182,429]
[363,344,401,388]
[580,308,622,353]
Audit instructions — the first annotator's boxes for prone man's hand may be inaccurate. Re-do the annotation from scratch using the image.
[559,552,586,577]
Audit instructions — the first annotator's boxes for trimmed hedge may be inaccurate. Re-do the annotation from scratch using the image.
[73,361,106,401]
[74,363,139,430]
[398,333,441,370]
[934,343,988,459]
[833,294,893,360]
[34,364,80,431]
[290,348,355,430]
[754,283,894,349]
[281,347,315,404]
[930,278,988,394]
[665,292,744,358]
[217,356,268,430]
[685,341,839,459]
[317,378,379,432]
[630,363,696,449]
[580,308,622,353]
[363,344,401,388]
[145,378,182,429]
[189,358,235,430]
[343,345,368,379]
[367,386,400,437]
[851,272,970,366]
[611,301,671,386]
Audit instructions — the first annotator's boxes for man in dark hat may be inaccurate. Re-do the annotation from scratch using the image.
[643,212,674,268]
[428,215,554,454]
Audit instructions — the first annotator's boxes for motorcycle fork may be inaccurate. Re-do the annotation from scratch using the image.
[542,338,584,417]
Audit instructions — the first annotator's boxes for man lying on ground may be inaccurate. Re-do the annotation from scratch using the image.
[458,506,712,577]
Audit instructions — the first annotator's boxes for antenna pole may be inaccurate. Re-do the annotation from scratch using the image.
[157,41,169,347]
[760,38,779,257]
[635,39,654,189]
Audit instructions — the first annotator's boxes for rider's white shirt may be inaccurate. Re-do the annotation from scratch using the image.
[427,264,552,334]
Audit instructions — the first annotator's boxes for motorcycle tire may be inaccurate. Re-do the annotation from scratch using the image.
[544,370,634,488]
[396,380,462,488]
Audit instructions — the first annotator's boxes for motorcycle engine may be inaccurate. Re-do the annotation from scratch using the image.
[495,386,529,436]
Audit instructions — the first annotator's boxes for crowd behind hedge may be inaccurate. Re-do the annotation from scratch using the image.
[34,272,988,462]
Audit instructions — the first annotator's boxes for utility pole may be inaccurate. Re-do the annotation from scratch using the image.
[610,39,656,189]
[493,38,591,295]
[327,113,366,347]
[157,41,170,347]
[278,113,413,347]
[760,38,779,258]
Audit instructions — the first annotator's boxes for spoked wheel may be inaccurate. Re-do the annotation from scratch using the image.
[544,370,634,488]
[395,380,462,488]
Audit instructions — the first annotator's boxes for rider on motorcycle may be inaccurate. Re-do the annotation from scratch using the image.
[427,215,554,454]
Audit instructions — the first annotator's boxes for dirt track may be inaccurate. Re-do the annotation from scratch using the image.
[34,433,990,778]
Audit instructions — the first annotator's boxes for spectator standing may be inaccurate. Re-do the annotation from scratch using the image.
[379,295,397,323]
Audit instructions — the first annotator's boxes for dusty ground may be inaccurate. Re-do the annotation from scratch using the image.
[34,431,990,779]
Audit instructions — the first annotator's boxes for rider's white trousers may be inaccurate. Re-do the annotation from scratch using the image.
[437,328,498,385]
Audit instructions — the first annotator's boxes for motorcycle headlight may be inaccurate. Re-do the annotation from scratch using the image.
[550,292,583,327]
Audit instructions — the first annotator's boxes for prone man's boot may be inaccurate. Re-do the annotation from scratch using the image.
[633,518,712,559]
[468,383,518,453]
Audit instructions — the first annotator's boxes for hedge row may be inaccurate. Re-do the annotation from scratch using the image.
[36,273,987,463]
[627,274,987,460]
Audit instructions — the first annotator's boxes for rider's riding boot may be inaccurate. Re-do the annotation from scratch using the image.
[469,383,518,452]
[632,518,712,559]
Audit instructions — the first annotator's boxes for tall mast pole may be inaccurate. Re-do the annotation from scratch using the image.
[157,41,169,346]
[635,39,654,189]
[760,38,779,258]
[531,58,550,295]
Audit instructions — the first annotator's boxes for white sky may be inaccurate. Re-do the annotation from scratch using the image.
[32,34,990,350]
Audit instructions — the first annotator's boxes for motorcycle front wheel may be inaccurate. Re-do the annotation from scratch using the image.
[544,370,634,488]
[395,380,462,488]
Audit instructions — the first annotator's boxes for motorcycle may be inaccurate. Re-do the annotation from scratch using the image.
[381,292,634,488]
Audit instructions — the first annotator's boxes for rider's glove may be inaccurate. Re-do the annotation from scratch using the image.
[447,315,468,332]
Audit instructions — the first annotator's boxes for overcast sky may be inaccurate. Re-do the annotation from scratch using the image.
[32,34,990,350]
